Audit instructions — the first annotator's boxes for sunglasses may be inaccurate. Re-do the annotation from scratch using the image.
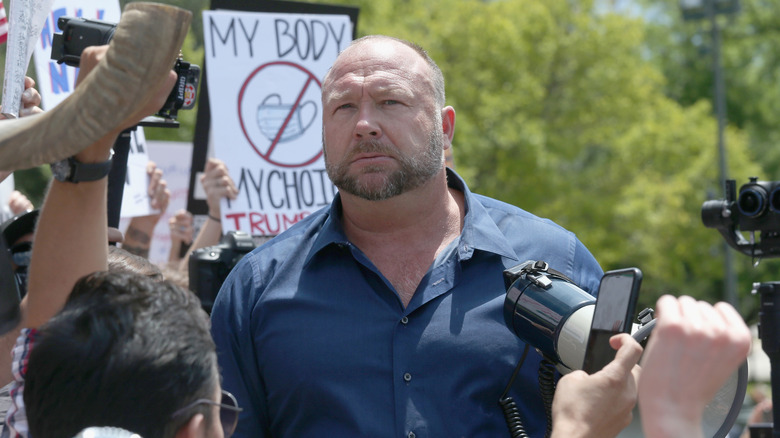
[9,242,31,268]
[171,389,243,437]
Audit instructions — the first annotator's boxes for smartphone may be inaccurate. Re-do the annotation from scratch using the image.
[581,268,642,374]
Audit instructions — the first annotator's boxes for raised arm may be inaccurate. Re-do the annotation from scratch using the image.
[122,161,171,259]
[22,46,177,329]
[178,158,238,271]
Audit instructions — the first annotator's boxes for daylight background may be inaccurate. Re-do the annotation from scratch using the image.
[8,0,780,323]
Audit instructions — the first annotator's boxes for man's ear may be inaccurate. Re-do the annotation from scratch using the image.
[175,413,206,438]
[441,106,456,146]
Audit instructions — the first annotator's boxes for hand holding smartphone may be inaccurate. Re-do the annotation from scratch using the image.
[581,268,642,374]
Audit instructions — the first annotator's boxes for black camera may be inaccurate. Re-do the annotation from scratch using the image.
[702,177,780,258]
[50,16,200,124]
[188,231,256,313]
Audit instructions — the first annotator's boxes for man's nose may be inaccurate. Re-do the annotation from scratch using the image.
[354,106,381,139]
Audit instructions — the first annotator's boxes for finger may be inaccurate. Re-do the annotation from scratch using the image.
[21,87,41,108]
[24,77,35,89]
[654,294,680,321]
[713,302,751,356]
[153,184,169,210]
[19,107,43,118]
[159,188,171,210]
[714,301,749,333]
[76,45,109,87]
[148,169,163,196]
[174,209,193,222]
[604,334,643,375]
[205,157,219,172]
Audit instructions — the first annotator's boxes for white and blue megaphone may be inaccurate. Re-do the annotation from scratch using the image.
[503,260,748,438]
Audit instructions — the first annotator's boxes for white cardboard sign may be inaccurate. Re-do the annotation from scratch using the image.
[202,10,351,235]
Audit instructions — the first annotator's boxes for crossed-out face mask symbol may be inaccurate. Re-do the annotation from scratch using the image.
[257,93,318,143]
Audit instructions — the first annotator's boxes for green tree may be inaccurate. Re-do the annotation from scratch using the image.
[630,0,780,316]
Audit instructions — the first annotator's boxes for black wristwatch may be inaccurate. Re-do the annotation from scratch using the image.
[51,154,113,183]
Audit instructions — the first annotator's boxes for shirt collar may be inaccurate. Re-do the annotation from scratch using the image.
[304,168,519,266]
[448,168,518,262]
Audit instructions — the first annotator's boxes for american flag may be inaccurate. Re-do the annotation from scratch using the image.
[0,0,7,45]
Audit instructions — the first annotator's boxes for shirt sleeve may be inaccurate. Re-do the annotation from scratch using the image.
[5,328,37,438]
[211,257,269,438]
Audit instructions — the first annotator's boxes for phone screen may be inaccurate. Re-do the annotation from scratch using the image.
[582,269,641,374]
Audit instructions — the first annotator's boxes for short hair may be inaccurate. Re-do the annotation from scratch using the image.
[333,35,446,108]
[108,245,163,281]
[24,271,217,438]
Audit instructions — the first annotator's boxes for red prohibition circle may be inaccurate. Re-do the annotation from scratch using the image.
[237,61,323,168]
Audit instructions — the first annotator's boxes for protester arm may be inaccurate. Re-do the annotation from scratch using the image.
[178,158,237,271]
[122,162,170,259]
[167,209,194,266]
[21,46,177,329]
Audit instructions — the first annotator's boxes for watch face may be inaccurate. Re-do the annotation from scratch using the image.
[50,159,71,182]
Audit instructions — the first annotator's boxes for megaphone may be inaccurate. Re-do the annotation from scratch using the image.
[503,260,747,438]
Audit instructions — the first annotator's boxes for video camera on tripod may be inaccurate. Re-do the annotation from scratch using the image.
[702,177,780,258]
[49,16,200,127]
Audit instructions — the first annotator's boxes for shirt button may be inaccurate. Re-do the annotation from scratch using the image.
[403,372,412,382]
[400,316,409,325]
[408,432,416,438]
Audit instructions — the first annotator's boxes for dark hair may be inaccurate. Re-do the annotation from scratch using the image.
[24,271,217,438]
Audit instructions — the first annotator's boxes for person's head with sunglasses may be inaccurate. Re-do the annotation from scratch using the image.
[22,271,241,438]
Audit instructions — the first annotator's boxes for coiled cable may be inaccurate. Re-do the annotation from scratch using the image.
[538,358,557,438]
[499,344,531,438]
[499,345,558,438]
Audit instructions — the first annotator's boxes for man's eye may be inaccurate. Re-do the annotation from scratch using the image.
[336,103,354,110]
[384,100,399,105]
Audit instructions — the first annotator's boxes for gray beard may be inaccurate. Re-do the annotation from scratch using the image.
[325,131,443,201]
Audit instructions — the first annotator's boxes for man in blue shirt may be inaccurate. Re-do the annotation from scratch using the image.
[210,35,635,437]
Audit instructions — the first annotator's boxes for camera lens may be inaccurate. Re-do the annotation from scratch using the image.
[738,187,768,217]
[770,186,780,213]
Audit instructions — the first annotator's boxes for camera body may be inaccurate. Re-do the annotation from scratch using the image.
[702,178,780,257]
[50,16,200,121]
[189,231,256,313]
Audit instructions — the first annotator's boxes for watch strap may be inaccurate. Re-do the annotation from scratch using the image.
[53,155,113,183]
[70,156,113,182]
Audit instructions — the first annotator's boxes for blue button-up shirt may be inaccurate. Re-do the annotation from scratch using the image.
[211,169,603,438]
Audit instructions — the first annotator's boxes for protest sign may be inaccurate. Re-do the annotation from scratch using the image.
[32,0,119,109]
[200,7,354,236]
[118,140,192,265]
